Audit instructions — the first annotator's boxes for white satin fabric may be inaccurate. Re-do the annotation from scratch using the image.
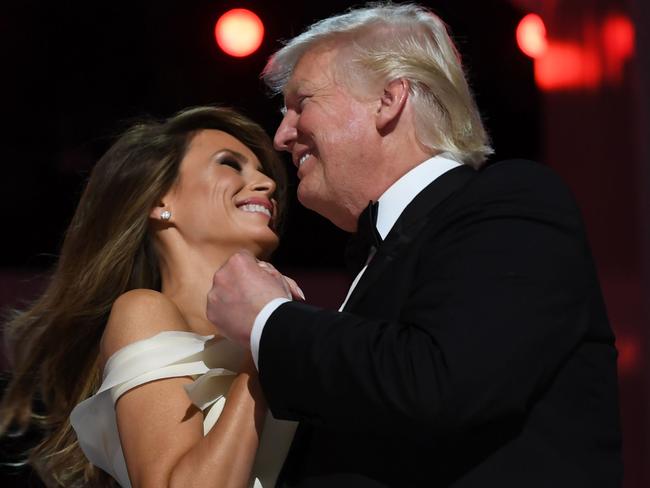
[70,331,297,488]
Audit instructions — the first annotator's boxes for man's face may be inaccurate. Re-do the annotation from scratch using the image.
[273,46,378,232]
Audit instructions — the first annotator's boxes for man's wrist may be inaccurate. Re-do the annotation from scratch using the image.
[250,297,291,370]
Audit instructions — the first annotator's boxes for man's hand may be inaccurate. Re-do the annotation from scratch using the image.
[206,251,304,347]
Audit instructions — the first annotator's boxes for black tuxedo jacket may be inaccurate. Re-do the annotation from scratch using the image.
[259,160,622,487]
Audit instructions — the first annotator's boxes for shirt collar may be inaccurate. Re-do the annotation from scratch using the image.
[375,153,462,239]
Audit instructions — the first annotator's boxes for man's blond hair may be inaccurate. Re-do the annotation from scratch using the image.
[263,2,493,168]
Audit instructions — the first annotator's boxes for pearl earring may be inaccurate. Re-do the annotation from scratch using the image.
[160,210,171,221]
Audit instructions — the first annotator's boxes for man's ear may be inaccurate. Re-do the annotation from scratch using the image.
[376,78,410,132]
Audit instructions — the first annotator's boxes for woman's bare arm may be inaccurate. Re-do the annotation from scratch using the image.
[100,289,266,488]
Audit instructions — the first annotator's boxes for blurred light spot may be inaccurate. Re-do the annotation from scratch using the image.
[617,334,641,375]
[215,9,264,58]
[535,41,601,90]
[517,13,548,58]
[602,14,635,83]
[531,12,635,91]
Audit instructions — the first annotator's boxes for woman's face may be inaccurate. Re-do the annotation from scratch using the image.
[164,129,279,258]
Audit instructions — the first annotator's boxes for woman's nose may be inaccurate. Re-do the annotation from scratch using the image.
[250,171,277,196]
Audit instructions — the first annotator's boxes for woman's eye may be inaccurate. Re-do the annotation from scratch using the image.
[220,159,241,171]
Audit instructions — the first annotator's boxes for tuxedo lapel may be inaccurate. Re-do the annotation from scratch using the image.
[342,165,476,311]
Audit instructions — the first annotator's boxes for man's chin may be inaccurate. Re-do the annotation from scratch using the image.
[298,190,327,215]
[298,193,355,232]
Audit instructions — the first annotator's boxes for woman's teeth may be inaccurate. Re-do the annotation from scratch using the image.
[239,204,272,217]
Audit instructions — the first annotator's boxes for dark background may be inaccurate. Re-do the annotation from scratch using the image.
[1,0,648,486]
[0,0,541,271]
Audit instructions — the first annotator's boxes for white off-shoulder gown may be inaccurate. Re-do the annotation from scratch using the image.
[70,331,297,488]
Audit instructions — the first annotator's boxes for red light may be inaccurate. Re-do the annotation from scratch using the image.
[535,41,602,91]
[602,14,635,83]
[617,334,641,376]
[602,14,635,60]
[529,13,634,92]
[517,13,548,59]
[215,9,264,58]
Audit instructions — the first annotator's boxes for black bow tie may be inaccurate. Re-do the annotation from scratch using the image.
[344,201,383,274]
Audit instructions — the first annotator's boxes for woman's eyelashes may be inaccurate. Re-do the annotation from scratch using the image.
[219,157,242,171]
[216,151,265,175]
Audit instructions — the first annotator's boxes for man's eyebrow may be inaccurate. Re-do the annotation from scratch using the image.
[284,78,318,97]
[280,79,316,114]
[283,79,298,96]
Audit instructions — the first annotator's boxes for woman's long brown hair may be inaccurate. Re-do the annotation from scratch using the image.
[0,106,286,487]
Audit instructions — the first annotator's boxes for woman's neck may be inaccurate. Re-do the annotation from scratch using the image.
[157,244,235,335]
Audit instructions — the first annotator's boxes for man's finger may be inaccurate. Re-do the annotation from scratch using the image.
[283,275,306,301]
[257,261,305,301]
[255,261,291,299]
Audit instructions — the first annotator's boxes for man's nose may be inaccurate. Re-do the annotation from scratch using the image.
[274,113,297,152]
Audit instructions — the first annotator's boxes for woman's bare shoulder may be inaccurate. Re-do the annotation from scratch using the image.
[100,289,189,364]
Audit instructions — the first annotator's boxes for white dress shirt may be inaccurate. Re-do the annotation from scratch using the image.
[250,154,462,368]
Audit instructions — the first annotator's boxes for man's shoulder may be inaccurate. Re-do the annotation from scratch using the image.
[419,158,583,240]
[478,158,562,185]
[457,159,577,209]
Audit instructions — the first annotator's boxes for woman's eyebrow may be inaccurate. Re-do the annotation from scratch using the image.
[213,149,263,172]
[212,149,247,162]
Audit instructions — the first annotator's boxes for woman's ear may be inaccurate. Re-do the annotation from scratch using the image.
[376,78,410,132]
[150,201,172,222]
